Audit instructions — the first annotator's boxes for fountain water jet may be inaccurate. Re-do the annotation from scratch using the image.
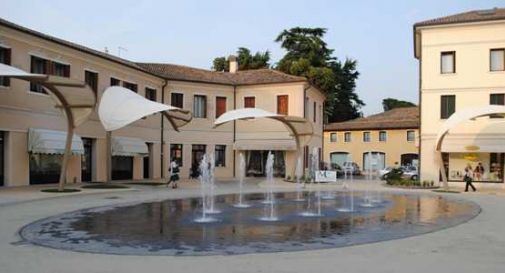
[294,156,305,201]
[360,151,376,208]
[259,151,279,221]
[203,153,221,214]
[233,153,251,208]
[337,154,355,212]
[194,154,218,223]
[299,148,323,217]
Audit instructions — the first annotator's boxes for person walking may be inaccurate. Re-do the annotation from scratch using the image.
[474,162,485,182]
[168,160,180,189]
[464,164,476,192]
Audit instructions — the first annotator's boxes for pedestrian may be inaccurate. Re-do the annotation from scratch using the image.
[474,162,484,182]
[464,164,476,192]
[168,160,180,189]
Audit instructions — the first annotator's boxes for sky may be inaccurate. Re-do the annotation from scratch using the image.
[1,0,503,115]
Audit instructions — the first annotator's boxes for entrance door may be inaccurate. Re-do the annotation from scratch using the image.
[81,138,93,182]
[330,152,349,168]
[143,143,152,179]
[363,152,385,171]
[401,153,418,166]
[246,151,285,177]
[191,144,206,177]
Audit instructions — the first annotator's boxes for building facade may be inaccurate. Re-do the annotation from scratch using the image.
[323,107,419,172]
[415,8,505,185]
[0,18,324,187]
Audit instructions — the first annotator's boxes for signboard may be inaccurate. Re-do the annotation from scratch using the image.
[315,171,337,183]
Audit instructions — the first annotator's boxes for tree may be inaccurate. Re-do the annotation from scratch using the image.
[382,98,416,111]
[275,27,363,122]
[212,47,270,72]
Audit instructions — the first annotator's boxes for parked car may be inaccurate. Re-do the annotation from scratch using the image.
[342,162,361,175]
[379,167,395,179]
[402,166,418,180]
[380,166,418,180]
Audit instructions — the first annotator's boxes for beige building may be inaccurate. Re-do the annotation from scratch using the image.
[414,8,505,185]
[323,107,419,172]
[0,18,324,187]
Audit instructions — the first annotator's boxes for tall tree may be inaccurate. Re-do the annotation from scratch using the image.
[275,27,363,122]
[212,47,270,72]
[382,98,416,111]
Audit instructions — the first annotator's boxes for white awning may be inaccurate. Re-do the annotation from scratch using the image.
[98,86,192,131]
[233,139,297,151]
[112,136,148,157]
[28,128,84,155]
[214,108,313,148]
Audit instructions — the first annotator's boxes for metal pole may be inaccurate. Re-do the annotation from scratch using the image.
[58,123,74,192]
[106,131,112,182]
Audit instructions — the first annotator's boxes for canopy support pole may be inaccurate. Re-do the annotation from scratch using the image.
[106,131,112,182]
[58,123,74,191]
[437,151,449,190]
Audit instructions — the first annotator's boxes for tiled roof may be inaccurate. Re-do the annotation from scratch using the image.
[0,17,308,86]
[136,63,307,85]
[324,106,419,131]
[0,18,156,77]
[415,8,505,27]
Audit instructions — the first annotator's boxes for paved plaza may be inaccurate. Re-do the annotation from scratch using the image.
[0,179,504,273]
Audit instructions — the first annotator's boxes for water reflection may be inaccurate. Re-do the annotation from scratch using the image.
[21,192,479,256]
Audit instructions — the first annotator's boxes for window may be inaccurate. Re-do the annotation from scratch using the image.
[170,144,183,166]
[378,131,387,142]
[344,132,351,143]
[30,56,49,93]
[441,51,455,74]
[363,132,371,142]
[52,61,70,77]
[330,133,337,142]
[84,70,98,94]
[145,87,157,101]
[215,96,227,118]
[193,95,207,118]
[277,95,288,115]
[123,81,137,92]
[110,77,121,86]
[0,47,11,87]
[407,130,415,142]
[440,95,456,119]
[171,93,183,108]
[490,93,505,118]
[244,96,255,108]
[215,145,226,167]
[192,144,206,166]
[313,101,317,122]
[490,49,505,71]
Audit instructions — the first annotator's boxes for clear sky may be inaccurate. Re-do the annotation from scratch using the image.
[1,0,503,115]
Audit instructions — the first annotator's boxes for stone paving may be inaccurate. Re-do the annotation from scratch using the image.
[0,178,504,273]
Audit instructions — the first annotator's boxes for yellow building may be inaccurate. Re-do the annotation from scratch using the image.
[414,8,505,185]
[323,107,419,172]
[0,18,324,187]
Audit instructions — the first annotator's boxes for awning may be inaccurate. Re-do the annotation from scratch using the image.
[112,136,148,157]
[214,108,314,148]
[98,86,192,131]
[28,128,84,155]
[0,63,96,127]
[233,139,297,151]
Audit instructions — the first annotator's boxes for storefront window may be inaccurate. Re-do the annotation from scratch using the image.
[215,145,226,167]
[111,156,133,180]
[29,154,62,184]
[446,153,503,183]
[170,144,183,166]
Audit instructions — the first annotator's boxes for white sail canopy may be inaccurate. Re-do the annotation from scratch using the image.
[435,105,505,151]
[214,108,314,147]
[98,86,192,131]
[0,63,96,127]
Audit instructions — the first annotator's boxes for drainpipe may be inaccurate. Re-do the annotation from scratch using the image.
[233,85,237,177]
[160,79,168,179]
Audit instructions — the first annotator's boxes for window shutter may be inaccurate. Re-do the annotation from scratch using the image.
[216,97,226,118]
[277,95,288,115]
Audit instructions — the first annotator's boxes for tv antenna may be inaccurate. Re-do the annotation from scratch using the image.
[118,46,128,57]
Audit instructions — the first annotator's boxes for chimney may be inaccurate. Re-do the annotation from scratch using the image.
[228,55,238,73]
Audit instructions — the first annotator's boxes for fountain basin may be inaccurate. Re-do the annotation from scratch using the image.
[19,191,480,256]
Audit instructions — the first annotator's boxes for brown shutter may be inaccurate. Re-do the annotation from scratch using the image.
[244,97,255,108]
[277,95,288,115]
[216,97,226,118]
[3,48,11,86]
[64,64,70,77]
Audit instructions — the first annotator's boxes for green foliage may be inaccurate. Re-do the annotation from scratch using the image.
[212,47,270,72]
[274,27,363,122]
[382,98,416,111]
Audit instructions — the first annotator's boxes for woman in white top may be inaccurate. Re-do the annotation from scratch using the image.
[168,160,180,189]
